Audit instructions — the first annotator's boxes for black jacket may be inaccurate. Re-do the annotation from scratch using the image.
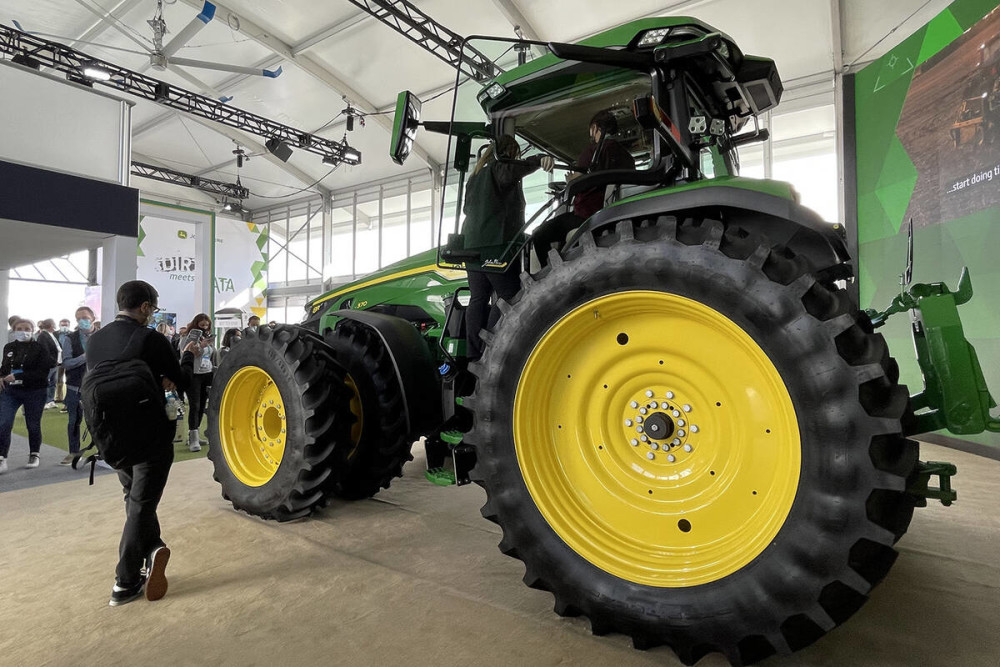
[87,316,194,391]
[36,331,60,369]
[461,155,543,251]
[1,340,55,390]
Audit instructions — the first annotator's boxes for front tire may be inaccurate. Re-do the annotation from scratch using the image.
[323,321,413,500]
[467,216,916,664]
[207,325,353,521]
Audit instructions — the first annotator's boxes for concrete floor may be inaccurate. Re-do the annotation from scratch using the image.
[0,442,997,666]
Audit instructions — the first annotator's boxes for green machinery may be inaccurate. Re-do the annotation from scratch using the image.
[206,17,998,665]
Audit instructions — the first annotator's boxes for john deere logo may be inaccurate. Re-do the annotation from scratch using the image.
[177,230,195,240]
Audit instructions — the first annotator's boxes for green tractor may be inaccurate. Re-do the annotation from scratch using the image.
[206,17,998,664]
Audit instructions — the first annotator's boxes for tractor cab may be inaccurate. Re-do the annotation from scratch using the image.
[390,18,781,273]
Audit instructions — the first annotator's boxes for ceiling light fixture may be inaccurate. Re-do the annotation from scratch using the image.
[80,63,112,81]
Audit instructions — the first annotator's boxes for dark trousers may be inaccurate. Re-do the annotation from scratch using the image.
[65,386,84,454]
[46,367,57,404]
[116,448,174,586]
[0,386,46,458]
[187,372,213,430]
[533,212,585,268]
[466,256,522,361]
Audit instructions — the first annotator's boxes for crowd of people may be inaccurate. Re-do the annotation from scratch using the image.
[0,307,259,473]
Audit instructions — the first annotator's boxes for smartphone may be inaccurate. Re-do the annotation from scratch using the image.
[186,329,204,345]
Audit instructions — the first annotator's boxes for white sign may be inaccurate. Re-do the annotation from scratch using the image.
[137,215,200,326]
[214,218,267,324]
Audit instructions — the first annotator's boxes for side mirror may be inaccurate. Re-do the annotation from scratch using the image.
[390,90,422,165]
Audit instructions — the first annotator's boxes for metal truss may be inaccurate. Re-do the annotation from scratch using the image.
[131,161,250,199]
[0,24,361,166]
[345,0,501,82]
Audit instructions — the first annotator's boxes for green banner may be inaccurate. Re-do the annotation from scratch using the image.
[856,0,1000,447]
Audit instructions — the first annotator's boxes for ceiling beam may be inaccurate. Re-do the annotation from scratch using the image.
[291,11,373,55]
[72,0,150,53]
[177,0,441,173]
[489,0,542,42]
[70,0,146,48]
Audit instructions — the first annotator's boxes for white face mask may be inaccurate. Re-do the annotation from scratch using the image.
[13,331,32,342]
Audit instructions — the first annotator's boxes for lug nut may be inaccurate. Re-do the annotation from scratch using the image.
[677,419,685,427]
[691,425,699,433]
[672,438,681,446]
[666,391,674,399]
[677,429,686,437]
[672,410,681,418]
[650,401,659,409]
[625,419,633,427]
[646,452,655,460]
[630,401,639,408]
[667,454,676,462]
[636,426,644,433]
[639,407,647,415]
[645,390,654,398]
[650,442,659,450]
[683,444,693,452]
[636,415,643,423]
[631,439,639,446]
[649,424,659,432]
[683,404,692,412]
[640,435,648,442]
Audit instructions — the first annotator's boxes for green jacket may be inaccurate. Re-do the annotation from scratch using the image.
[461,155,542,251]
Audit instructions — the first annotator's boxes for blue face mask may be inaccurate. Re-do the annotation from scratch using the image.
[78,319,93,331]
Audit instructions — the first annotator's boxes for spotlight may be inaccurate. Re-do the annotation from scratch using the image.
[80,64,112,81]
[265,138,293,162]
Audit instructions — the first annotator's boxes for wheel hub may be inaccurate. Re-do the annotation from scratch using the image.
[219,366,287,487]
[622,389,698,463]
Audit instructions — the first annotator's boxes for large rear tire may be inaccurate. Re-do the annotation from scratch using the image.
[207,325,353,521]
[467,216,917,664]
[322,321,413,500]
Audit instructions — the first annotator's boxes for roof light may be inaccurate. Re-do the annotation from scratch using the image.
[486,82,506,99]
[638,28,670,47]
[80,64,112,81]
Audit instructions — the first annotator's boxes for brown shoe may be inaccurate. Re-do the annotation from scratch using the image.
[145,546,170,601]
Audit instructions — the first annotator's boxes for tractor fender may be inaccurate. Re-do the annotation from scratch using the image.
[334,310,442,439]
[573,185,852,276]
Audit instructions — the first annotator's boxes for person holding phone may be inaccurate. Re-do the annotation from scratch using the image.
[0,319,55,473]
[184,314,215,452]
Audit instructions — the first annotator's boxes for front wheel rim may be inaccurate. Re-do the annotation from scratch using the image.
[513,291,801,587]
[219,366,288,486]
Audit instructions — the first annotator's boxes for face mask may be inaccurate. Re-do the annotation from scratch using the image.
[78,319,93,331]
[13,331,32,342]
[60,325,69,333]
[249,326,258,333]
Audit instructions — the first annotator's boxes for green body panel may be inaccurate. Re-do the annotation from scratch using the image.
[304,248,469,363]
[610,175,797,209]
[866,268,1000,435]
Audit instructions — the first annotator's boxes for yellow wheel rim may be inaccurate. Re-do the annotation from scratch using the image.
[219,367,288,487]
[345,374,364,459]
[513,291,800,587]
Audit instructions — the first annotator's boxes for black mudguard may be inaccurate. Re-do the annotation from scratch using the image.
[571,185,852,277]
[334,310,442,439]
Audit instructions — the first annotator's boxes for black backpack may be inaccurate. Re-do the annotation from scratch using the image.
[81,327,171,469]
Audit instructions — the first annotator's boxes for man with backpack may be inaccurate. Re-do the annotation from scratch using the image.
[84,281,198,607]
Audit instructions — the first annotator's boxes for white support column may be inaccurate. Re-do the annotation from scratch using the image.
[100,236,137,323]
[0,269,9,339]
[197,219,214,318]
[322,195,333,285]
[831,0,848,227]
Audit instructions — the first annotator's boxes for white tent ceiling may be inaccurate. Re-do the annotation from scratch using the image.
[0,0,954,212]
